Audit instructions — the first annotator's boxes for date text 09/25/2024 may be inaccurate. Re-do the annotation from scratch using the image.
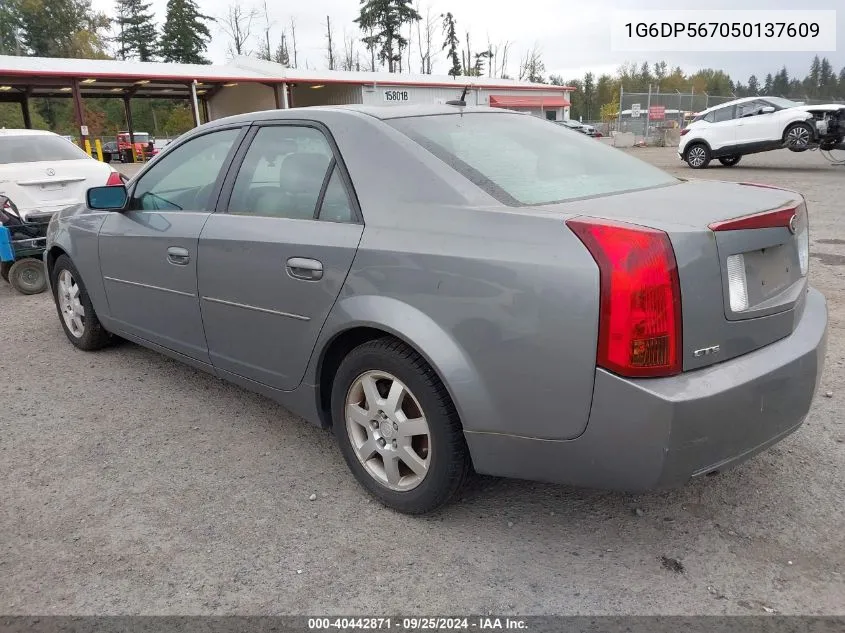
[308,617,528,630]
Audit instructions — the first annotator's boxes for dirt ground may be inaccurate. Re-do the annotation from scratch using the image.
[1,148,843,615]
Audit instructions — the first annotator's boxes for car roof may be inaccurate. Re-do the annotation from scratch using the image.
[0,128,61,137]
[698,96,768,114]
[208,104,523,127]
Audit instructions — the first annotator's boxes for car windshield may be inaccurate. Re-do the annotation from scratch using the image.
[765,97,801,109]
[120,133,150,143]
[389,112,677,206]
[0,135,91,164]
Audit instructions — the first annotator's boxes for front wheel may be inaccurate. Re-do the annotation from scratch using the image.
[51,254,111,350]
[784,122,813,152]
[332,338,471,514]
[8,258,47,294]
[685,143,711,169]
[719,155,742,167]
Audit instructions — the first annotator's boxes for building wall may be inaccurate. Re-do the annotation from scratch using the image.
[207,80,571,121]
[209,82,276,119]
[289,83,362,107]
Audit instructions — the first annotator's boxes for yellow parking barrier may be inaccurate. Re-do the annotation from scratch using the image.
[84,139,93,157]
[94,139,104,162]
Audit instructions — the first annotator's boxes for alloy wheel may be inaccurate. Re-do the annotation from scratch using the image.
[787,126,810,148]
[688,146,706,167]
[57,269,85,338]
[345,370,432,491]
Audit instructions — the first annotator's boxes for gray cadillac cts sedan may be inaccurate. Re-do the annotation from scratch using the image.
[45,105,828,514]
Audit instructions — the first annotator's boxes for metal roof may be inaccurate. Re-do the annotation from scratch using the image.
[231,56,576,91]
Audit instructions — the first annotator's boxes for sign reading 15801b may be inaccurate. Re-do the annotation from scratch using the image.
[383,89,410,102]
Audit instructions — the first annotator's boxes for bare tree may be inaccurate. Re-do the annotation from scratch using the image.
[341,29,358,71]
[416,4,436,74]
[518,43,545,83]
[498,40,511,78]
[254,0,272,60]
[219,4,259,58]
[325,15,336,70]
[289,17,298,68]
[461,31,472,76]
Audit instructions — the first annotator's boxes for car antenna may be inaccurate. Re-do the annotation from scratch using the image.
[446,85,469,106]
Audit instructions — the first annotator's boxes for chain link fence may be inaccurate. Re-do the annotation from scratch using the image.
[591,90,845,143]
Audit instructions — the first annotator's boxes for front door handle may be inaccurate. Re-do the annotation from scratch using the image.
[167,246,190,266]
[286,257,323,281]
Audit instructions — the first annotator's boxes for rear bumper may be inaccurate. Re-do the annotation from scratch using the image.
[465,287,828,491]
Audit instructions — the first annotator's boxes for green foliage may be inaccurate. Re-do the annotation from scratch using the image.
[115,0,158,61]
[163,105,194,137]
[159,0,211,64]
[14,0,109,58]
[355,0,420,72]
[0,102,49,128]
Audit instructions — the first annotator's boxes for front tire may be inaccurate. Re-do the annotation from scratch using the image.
[332,338,471,514]
[685,143,711,169]
[784,122,813,152]
[51,254,111,350]
[8,258,47,294]
[718,155,742,167]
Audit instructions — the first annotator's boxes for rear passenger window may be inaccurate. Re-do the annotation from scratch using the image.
[712,107,734,123]
[228,126,334,220]
[318,166,355,223]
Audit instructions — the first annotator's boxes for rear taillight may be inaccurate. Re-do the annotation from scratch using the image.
[567,217,683,378]
[680,128,690,136]
[106,171,123,186]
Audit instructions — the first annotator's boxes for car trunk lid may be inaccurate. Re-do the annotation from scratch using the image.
[0,159,109,218]
[554,179,809,372]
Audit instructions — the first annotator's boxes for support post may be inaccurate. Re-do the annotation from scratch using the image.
[201,98,210,124]
[190,80,201,127]
[282,82,289,109]
[123,96,137,163]
[20,93,32,129]
[71,79,87,149]
[273,83,282,110]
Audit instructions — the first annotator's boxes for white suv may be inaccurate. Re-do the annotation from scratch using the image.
[678,96,845,168]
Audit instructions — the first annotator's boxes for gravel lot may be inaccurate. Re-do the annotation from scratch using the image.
[1,148,843,616]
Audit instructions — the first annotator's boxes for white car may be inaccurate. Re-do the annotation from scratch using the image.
[0,129,122,221]
[678,96,845,168]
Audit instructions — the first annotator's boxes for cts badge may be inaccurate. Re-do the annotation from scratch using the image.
[693,345,721,358]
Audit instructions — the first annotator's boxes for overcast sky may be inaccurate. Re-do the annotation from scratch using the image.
[90,0,844,82]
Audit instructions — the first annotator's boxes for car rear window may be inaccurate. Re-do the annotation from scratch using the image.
[387,112,677,206]
[0,135,91,164]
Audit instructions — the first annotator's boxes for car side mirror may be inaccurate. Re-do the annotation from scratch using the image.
[87,185,128,211]
[760,106,775,114]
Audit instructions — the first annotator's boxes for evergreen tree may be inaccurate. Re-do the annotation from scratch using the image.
[15,0,109,58]
[747,74,759,95]
[115,0,157,61]
[355,0,420,73]
[440,12,460,77]
[819,57,835,96]
[771,66,789,96]
[159,0,211,64]
[763,73,773,95]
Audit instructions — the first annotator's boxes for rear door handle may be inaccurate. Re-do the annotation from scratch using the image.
[167,246,190,266]
[286,257,323,281]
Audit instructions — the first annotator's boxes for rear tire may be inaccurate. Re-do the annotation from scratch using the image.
[1,261,10,283]
[8,258,47,294]
[331,337,471,514]
[685,143,711,169]
[718,155,742,167]
[51,254,111,351]
[784,122,813,152]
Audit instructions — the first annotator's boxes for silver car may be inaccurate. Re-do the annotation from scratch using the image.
[45,105,828,514]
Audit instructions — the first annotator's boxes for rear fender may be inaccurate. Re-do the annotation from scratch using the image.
[306,294,498,435]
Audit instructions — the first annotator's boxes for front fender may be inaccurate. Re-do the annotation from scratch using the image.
[46,208,110,320]
[307,294,498,435]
